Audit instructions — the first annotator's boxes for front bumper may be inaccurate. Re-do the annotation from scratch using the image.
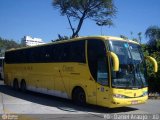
[109,96,148,108]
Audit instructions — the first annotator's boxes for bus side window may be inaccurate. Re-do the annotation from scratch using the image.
[63,43,71,62]
[56,40,86,63]
[87,40,109,85]
[69,41,86,63]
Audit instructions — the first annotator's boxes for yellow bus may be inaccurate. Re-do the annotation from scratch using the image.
[4,36,158,108]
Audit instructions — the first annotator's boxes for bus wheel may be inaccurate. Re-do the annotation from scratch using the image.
[72,87,86,106]
[13,79,19,90]
[20,80,26,92]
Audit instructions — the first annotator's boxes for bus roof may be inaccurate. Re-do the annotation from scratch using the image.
[6,36,139,52]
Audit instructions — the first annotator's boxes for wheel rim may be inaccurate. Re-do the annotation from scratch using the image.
[78,92,85,104]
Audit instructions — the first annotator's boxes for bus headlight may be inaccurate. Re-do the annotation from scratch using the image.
[113,94,125,98]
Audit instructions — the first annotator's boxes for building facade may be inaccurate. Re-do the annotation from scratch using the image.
[21,36,45,46]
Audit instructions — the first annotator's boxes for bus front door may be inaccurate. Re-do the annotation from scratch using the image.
[96,58,110,106]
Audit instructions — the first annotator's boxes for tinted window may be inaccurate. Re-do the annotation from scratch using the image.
[53,41,86,62]
[5,40,86,64]
[87,39,109,85]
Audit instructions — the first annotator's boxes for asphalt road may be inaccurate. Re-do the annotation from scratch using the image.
[0,81,159,120]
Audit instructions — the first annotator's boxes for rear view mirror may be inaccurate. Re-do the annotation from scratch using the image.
[107,51,119,71]
[145,56,158,73]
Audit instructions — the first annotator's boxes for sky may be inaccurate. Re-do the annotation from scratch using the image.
[0,0,160,43]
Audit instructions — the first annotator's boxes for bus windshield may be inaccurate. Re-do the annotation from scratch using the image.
[108,40,147,89]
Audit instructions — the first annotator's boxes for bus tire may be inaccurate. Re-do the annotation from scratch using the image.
[13,79,19,90]
[20,80,26,92]
[72,87,86,106]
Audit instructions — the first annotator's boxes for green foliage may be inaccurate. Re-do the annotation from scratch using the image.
[144,27,160,91]
[52,0,116,38]
[142,40,160,93]
[132,38,138,42]
[52,34,71,42]
[138,32,142,44]
[0,37,21,50]
[145,25,160,47]
[146,51,160,93]
[120,32,142,44]
[141,44,149,56]
[119,35,128,40]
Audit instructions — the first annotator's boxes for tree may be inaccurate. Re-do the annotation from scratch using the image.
[145,26,160,47]
[132,38,138,42]
[138,32,142,44]
[52,34,70,42]
[120,35,128,40]
[52,0,116,38]
[143,26,160,93]
[0,37,21,50]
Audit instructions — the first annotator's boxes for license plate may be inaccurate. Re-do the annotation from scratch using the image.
[131,100,138,104]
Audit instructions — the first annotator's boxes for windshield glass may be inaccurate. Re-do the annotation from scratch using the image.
[108,40,147,89]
